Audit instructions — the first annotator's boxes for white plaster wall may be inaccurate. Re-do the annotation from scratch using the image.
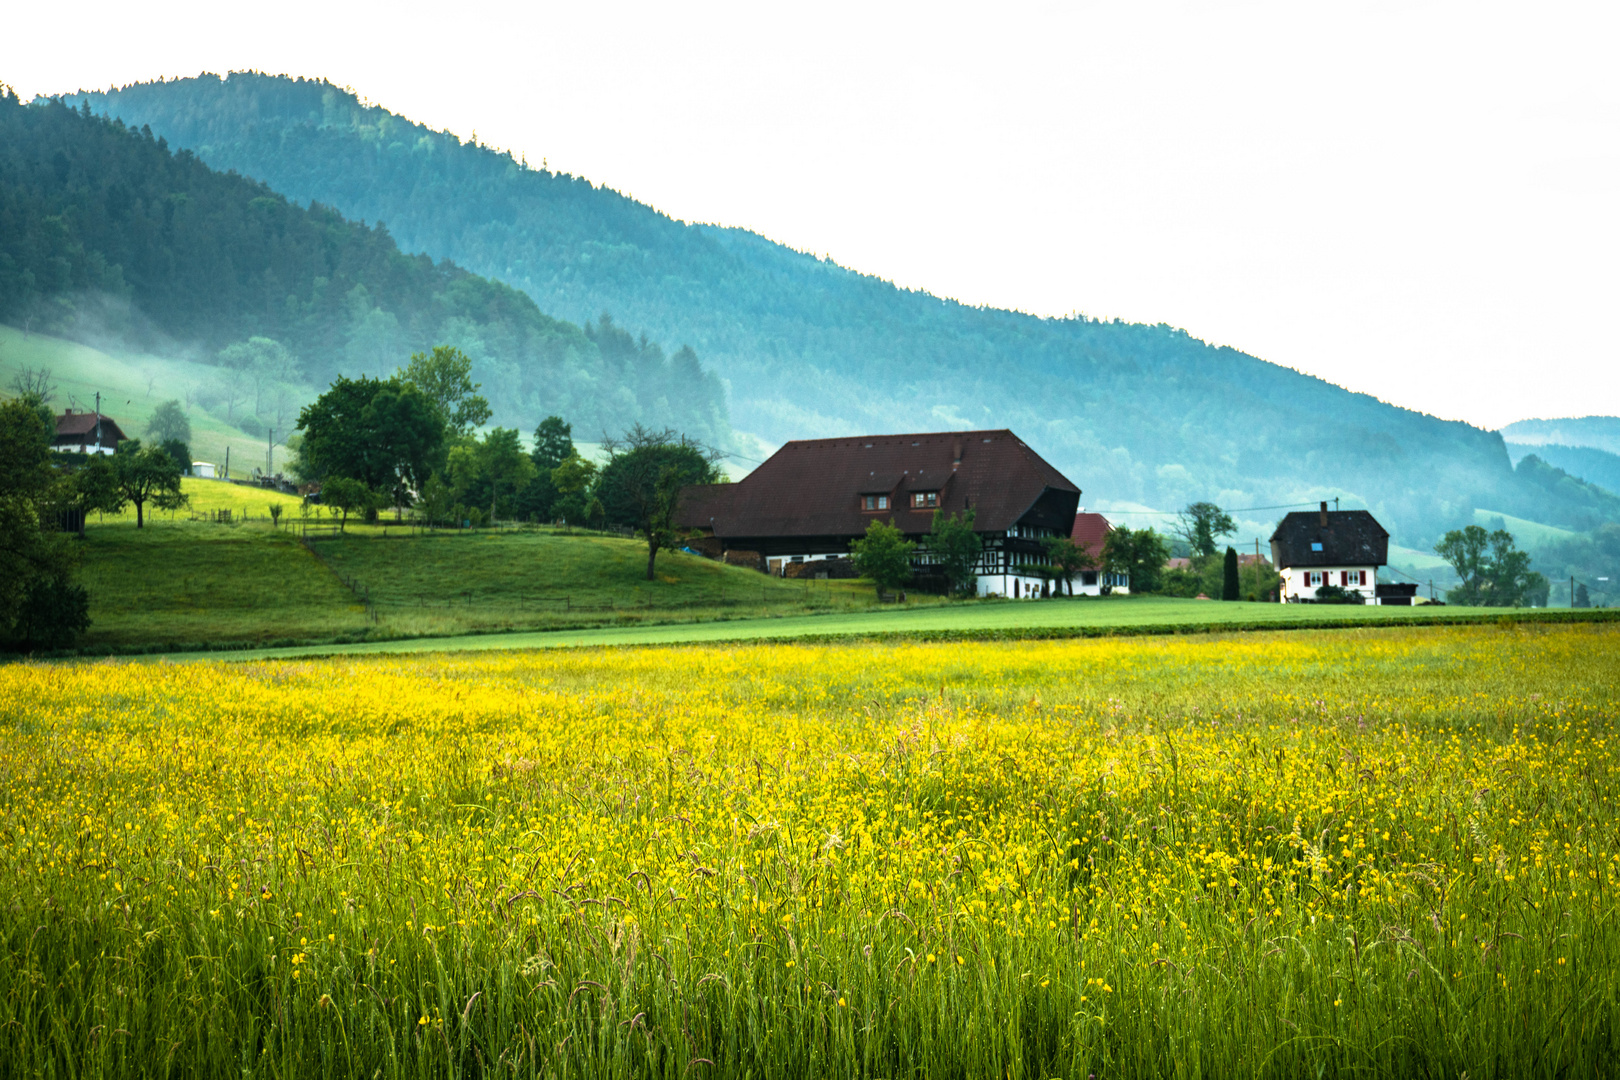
[1279,565,1377,602]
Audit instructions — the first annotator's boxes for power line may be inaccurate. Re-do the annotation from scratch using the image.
[1108,500,1330,517]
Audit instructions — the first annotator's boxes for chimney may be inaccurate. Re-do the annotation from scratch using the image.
[1319,501,1329,526]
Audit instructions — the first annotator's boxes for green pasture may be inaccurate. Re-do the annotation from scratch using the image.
[67,518,887,649]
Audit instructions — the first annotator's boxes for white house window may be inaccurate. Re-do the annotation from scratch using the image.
[912,491,938,508]
[1305,571,1323,587]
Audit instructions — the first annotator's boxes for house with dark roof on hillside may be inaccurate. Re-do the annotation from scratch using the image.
[1069,511,1130,595]
[54,409,127,455]
[677,429,1081,597]
[1271,503,1405,603]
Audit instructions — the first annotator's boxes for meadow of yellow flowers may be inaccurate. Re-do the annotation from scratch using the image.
[2,622,1617,1077]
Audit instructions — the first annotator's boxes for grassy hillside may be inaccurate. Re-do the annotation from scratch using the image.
[0,326,290,472]
[67,515,883,650]
[63,73,1619,549]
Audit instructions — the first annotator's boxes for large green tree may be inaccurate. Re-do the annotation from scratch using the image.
[1103,526,1171,594]
[851,518,915,598]
[1043,536,1097,596]
[1434,524,1544,607]
[146,399,192,445]
[399,346,492,438]
[110,439,188,528]
[0,397,89,649]
[597,425,720,580]
[1175,502,1236,559]
[928,509,982,597]
[296,376,447,507]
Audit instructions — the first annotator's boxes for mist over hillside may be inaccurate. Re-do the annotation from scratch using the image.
[1502,417,1620,457]
[46,74,1620,547]
[0,91,731,448]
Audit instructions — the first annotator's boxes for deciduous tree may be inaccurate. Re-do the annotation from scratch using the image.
[1103,526,1171,594]
[296,376,446,508]
[597,425,720,580]
[1174,502,1236,559]
[111,439,187,528]
[1043,536,1096,596]
[851,518,915,597]
[399,346,491,437]
[928,509,982,597]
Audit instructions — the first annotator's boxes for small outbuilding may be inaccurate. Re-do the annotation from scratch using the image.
[1270,502,1389,603]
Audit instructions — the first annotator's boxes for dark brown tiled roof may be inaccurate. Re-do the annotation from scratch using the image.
[53,411,127,444]
[1269,508,1389,568]
[680,429,1080,542]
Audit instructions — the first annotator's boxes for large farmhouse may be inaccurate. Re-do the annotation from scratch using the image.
[54,409,127,455]
[1271,503,1407,603]
[678,429,1081,597]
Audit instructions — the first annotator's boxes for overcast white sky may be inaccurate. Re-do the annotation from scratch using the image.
[5,0,1616,430]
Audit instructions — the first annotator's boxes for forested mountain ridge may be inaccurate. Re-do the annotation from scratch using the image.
[56,74,1617,544]
[0,91,730,446]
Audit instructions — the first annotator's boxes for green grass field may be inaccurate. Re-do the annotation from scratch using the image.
[192,592,1481,661]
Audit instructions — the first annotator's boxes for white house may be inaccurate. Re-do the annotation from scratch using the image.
[1271,503,1391,603]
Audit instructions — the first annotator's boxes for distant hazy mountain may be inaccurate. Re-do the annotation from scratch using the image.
[1504,442,1620,497]
[1501,417,1620,457]
[0,92,730,446]
[59,74,1620,543]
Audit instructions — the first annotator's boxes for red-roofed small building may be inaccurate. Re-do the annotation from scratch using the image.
[1068,511,1131,595]
[54,409,127,455]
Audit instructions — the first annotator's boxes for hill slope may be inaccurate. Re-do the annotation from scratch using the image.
[59,74,1617,544]
[1501,417,1620,457]
[0,91,729,446]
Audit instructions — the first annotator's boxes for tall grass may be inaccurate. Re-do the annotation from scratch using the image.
[2,623,1617,1076]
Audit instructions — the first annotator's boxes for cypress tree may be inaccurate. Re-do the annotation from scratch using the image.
[1222,546,1241,601]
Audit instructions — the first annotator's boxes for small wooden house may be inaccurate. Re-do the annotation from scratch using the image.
[54,410,127,455]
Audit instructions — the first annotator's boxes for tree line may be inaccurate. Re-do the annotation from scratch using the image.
[293,346,722,580]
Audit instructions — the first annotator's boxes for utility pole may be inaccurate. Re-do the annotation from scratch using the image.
[267,427,274,479]
[1333,497,1340,512]
[224,445,230,481]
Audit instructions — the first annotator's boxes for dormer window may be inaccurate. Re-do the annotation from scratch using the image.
[862,494,889,511]
[912,491,938,509]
